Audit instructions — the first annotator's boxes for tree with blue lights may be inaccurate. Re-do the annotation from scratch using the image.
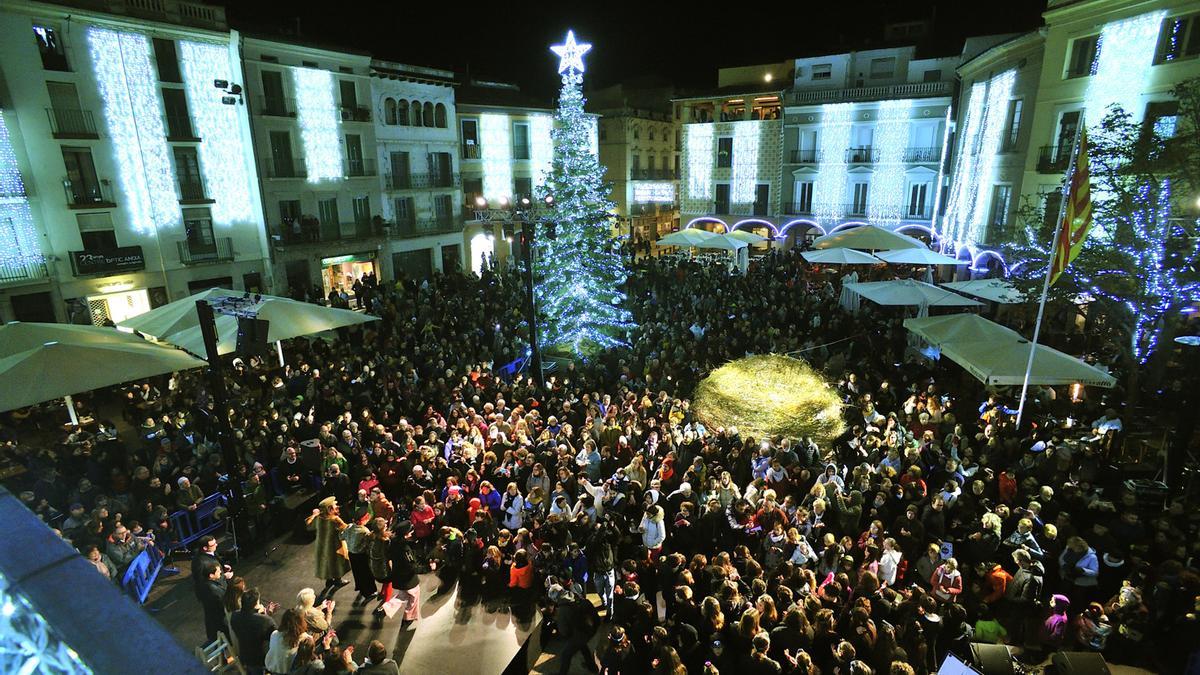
[534,31,632,355]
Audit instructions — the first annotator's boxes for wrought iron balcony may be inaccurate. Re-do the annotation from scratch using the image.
[177,177,213,204]
[345,158,377,178]
[0,260,49,285]
[165,114,199,141]
[63,177,115,208]
[904,146,940,163]
[845,147,876,163]
[905,203,935,220]
[395,216,461,239]
[1037,145,1070,173]
[178,237,233,265]
[272,219,390,246]
[256,95,296,118]
[263,157,307,179]
[46,108,98,139]
[385,172,461,190]
[631,169,679,180]
[786,201,814,215]
[462,144,481,160]
[785,81,953,105]
[789,149,817,164]
[339,104,371,123]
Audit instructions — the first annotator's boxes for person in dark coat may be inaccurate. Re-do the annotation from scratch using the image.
[382,520,421,625]
[229,588,275,675]
[197,559,228,642]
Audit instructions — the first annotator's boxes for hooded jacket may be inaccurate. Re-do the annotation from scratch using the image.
[1006,560,1045,604]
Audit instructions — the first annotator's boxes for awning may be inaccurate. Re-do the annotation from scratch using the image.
[940,279,1027,304]
[843,279,983,307]
[812,224,925,250]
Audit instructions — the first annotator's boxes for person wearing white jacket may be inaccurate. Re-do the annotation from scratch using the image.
[501,482,525,531]
[878,537,904,586]
[638,505,666,559]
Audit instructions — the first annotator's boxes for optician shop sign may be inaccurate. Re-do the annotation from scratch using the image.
[70,246,145,276]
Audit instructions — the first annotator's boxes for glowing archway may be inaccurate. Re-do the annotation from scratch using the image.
[780,219,825,237]
[685,217,728,232]
[894,223,941,239]
[828,221,868,234]
[731,219,779,237]
[970,249,1009,276]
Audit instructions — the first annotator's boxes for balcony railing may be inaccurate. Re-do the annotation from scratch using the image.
[904,203,935,220]
[63,177,115,208]
[46,108,98,139]
[386,172,460,190]
[631,169,679,180]
[846,202,868,217]
[177,237,233,265]
[904,146,940,163]
[1038,145,1070,173]
[345,158,377,177]
[0,260,49,285]
[165,114,199,141]
[263,157,307,179]
[846,147,876,163]
[713,202,730,215]
[256,95,296,118]
[789,149,817,164]
[272,220,389,245]
[462,144,480,160]
[339,104,371,123]
[785,81,953,106]
[177,177,213,203]
[395,217,460,239]
[786,201,814,215]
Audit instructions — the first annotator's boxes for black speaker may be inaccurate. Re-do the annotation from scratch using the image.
[236,316,270,357]
[1051,651,1111,675]
[968,643,1015,675]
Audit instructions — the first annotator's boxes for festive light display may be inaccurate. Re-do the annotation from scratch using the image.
[293,67,343,182]
[685,124,714,201]
[88,27,180,234]
[812,103,853,224]
[969,70,1016,236]
[940,70,1014,249]
[930,106,953,248]
[632,182,676,203]
[480,113,512,201]
[178,40,255,226]
[730,120,760,207]
[534,31,633,354]
[941,83,986,248]
[0,111,43,269]
[1086,11,1165,130]
[867,98,913,226]
[530,114,554,188]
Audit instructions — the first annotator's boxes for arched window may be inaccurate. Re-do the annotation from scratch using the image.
[397,100,409,126]
[435,102,447,128]
[412,101,422,127]
[384,98,397,125]
[648,128,656,141]
[423,102,434,127]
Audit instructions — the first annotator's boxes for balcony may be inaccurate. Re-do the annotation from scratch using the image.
[789,149,817,164]
[786,201,813,215]
[785,81,953,106]
[904,146,940,163]
[395,216,460,239]
[256,95,296,118]
[339,104,371,123]
[1037,145,1070,173]
[631,169,679,180]
[271,219,388,246]
[845,147,876,163]
[46,108,98,139]
[63,177,116,208]
[345,158,377,178]
[165,114,200,141]
[462,144,480,160]
[385,172,460,190]
[904,203,935,220]
[845,202,868,217]
[513,145,531,160]
[0,260,49,285]
[263,157,307,179]
[177,237,233,265]
[177,177,214,204]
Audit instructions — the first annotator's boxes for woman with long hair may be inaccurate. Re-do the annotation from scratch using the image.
[264,609,307,675]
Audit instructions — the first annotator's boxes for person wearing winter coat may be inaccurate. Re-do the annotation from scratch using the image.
[1040,594,1071,648]
[500,482,526,531]
[1059,536,1099,606]
[305,496,349,593]
[931,557,964,603]
[638,504,666,560]
[1005,548,1045,646]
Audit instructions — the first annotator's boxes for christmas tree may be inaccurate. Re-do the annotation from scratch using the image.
[534,31,633,355]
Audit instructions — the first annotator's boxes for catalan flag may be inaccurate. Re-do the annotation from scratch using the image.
[1048,127,1093,286]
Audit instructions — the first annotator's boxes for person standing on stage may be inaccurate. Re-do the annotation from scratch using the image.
[341,512,376,599]
[306,496,350,596]
[382,520,421,626]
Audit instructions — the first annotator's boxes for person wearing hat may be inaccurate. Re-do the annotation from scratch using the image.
[379,520,420,625]
[306,497,350,595]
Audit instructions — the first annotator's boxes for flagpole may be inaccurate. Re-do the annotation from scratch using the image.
[1015,124,1084,428]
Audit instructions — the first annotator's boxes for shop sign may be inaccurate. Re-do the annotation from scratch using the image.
[321,252,376,265]
[70,247,145,276]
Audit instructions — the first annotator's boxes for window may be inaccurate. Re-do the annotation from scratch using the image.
[632,126,639,140]
[428,152,452,185]
[174,147,204,200]
[717,137,733,168]
[1067,35,1099,78]
[394,197,415,225]
[153,38,181,82]
[302,60,318,68]
[339,80,357,109]
[1156,14,1200,63]
[1144,100,1180,140]
[183,207,215,252]
[384,98,397,125]
[260,54,278,63]
[812,64,832,80]
[33,25,68,71]
[269,131,296,177]
[388,151,410,188]
[851,183,869,215]
[753,184,770,217]
[869,57,896,79]
[923,69,942,83]
[463,178,483,204]
[648,128,656,141]
[1004,100,1023,150]
[714,184,731,214]
[62,147,105,205]
[515,177,533,201]
[434,194,452,219]
[435,103,447,128]
[162,89,195,139]
[989,185,1012,226]
[423,102,434,127]
[461,118,478,158]
[278,199,301,226]
[352,196,371,226]
[794,181,814,213]
[260,71,287,115]
[412,101,423,126]
[1056,111,1081,152]
[631,154,640,173]
[512,122,531,160]
[397,100,410,126]
[345,134,365,175]
[318,198,339,227]
[908,183,930,217]
[77,213,116,251]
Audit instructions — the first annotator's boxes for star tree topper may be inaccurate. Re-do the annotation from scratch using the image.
[551,30,591,74]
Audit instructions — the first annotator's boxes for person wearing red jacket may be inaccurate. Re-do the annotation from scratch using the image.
[409,495,436,547]
[977,562,1014,604]
[931,557,963,603]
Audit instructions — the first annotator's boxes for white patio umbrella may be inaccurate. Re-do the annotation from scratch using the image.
[940,279,1027,304]
[802,248,883,265]
[875,248,964,266]
[939,339,1117,388]
[726,230,769,245]
[812,224,925,250]
[656,229,717,247]
[0,322,206,422]
[903,314,1022,346]
[842,279,983,308]
[693,234,749,252]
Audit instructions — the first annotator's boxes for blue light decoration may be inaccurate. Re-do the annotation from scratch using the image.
[178,40,255,226]
[685,123,714,201]
[480,113,513,201]
[293,67,343,182]
[534,30,633,355]
[0,111,44,270]
[87,27,180,234]
[812,102,853,225]
[730,120,760,208]
[530,114,554,188]
[868,98,913,227]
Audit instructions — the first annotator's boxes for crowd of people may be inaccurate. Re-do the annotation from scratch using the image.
[3,248,1199,675]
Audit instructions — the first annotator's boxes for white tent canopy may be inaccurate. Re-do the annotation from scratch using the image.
[812,224,925,250]
[802,249,882,265]
[940,339,1117,388]
[941,279,1027,304]
[903,314,1022,346]
[120,288,379,357]
[843,280,983,308]
[693,234,749,251]
[657,229,717,247]
[875,248,963,266]
[726,230,769,245]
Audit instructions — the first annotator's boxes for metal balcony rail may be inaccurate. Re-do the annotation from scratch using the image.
[262,157,308,179]
[256,95,296,118]
[785,81,952,105]
[63,176,115,207]
[789,149,817,164]
[46,108,98,138]
[177,236,233,264]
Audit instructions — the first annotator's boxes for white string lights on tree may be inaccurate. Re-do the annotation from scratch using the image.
[867,98,913,227]
[684,124,714,202]
[293,67,343,182]
[480,113,512,201]
[730,120,761,209]
[1086,10,1166,130]
[812,102,853,225]
[88,27,180,234]
[0,111,43,269]
[178,40,255,226]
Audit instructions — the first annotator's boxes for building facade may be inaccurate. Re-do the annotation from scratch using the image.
[0,0,269,324]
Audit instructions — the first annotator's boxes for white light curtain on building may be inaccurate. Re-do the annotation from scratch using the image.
[730,121,760,208]
[530,114,554,189]
[294,67,343,182]
[813,103,853,225]
[685,124,714,201]
[0,111,43,269]
[480,113,513,201]
[867,99,913,226]
[1086,11,1166,129]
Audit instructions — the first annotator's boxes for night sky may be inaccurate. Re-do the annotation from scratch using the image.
[219,0,1049,98]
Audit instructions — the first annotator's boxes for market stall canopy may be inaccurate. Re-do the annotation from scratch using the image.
[903,314,1022,347]
[0,322,206,412]
[725,230,769,244]
[801,248,883,265]
[875,248,963,266]
[940,279,1027,304]
[812,224,925,251]
[693,234,750,251]
[119,288,379,357]
[656,229,717,247]
[843,280,983,307]
[939,339,1117,388]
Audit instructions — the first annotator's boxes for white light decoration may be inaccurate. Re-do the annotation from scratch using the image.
[812,103,853,225]
[530,114,554,188]
[587,116,599,157]
[178,40,255,226]
[1086,11,1166,129]
[550,30,592,74]
[0,111,43,269]
[967,69,1015,241]
[867,98,913,226]
[480,113,513,201]
[632,182,676,203]
[88,27,180,234]
[685,124,714,201]
[930,105,953,245]
[941,82,986,247]
[730,120,760,208]
[293,67,343,182]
